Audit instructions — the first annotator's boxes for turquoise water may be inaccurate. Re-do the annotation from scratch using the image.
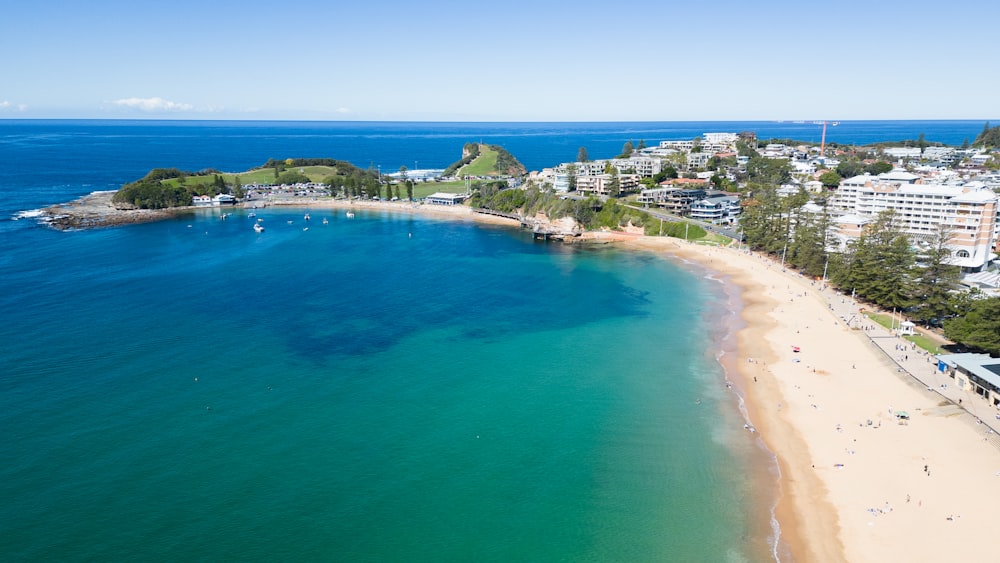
[0,208,767,561]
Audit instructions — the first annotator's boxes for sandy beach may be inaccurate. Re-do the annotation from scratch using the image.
[623,236,1000,562]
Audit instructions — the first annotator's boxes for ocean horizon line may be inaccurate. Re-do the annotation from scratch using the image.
[1,117,998,125]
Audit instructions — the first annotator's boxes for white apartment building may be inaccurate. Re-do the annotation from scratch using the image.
[829,173,999,271]
[609,157,662,177]
[690,196,741,224]
[576,174,641,196]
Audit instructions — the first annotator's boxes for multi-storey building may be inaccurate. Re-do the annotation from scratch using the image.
[828,172,999,271]
[575,174,641,196]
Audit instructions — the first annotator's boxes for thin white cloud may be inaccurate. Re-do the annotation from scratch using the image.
[0,100,28,112]
[335,107,352,114]
[113,97,193,112]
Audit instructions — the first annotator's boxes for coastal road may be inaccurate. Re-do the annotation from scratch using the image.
[627,205,742,241]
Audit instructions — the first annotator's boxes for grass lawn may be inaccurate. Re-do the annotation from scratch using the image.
[410,180,467,199]
[904,333,945,355]
[863,311,946,354]
[458,146,498,176]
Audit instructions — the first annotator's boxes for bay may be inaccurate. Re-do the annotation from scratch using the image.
[2,118,989,561]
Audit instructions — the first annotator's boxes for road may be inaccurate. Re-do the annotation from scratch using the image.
[626,204,742,240]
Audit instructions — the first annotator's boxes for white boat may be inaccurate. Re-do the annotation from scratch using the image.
[322,218,329,225]
[304,213,311,221]
[248,212,257,218]
[303,227,309,232]
[253,223,265,233]
[346,211,355,218]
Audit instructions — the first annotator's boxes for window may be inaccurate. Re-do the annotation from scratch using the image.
[955,250,970,258]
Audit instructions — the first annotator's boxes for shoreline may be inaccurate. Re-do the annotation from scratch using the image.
[37,192,526,230]
[37,190,1000,560]
[624,237,1000,562]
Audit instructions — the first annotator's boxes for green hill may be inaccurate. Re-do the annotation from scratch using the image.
[443,143,527,177]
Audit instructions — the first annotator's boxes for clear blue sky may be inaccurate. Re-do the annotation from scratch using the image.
[3,0,998,121]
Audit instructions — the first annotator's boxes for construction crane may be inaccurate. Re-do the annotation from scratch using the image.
[819,120,840,157]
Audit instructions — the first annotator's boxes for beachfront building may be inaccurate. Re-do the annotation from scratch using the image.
[638,186,733,216]
[937,353,1000,408]
[828,173,999,271]
[425,192,466,206]
[689,195,741,224]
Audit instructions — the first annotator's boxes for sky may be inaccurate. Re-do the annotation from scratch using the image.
[2,0,999,121]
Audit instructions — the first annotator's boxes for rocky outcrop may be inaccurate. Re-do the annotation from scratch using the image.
[41,191,183,230]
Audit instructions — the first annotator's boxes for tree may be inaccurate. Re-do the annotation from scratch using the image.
[746,155,792,185]
[917,132,928,155]
[909,224,962,325]
[637,139,647,150]
[399,165,408,180]
[567,164,578,192]
[275,170,309,185]
[831,210,914,310]
[864,161,893,175]
[577,147,589,162]
[606,168,620,198]
[818,171,842,189]
[944,297,1000,356]
[232,175,245,199]
[836,160,865,178]
[789,206,832,277]
[619,141,634,158]
[405,180,414,201]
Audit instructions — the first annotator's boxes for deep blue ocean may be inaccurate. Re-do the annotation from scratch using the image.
[0,120,988,561]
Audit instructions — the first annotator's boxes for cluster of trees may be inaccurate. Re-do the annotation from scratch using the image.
[835,159,893,178]
[742,185,964,318]
[111,168,219,209]
[973,122,1000,148]
[494,146,527,176]
[471,183,706,238]
[742,182,1000,354]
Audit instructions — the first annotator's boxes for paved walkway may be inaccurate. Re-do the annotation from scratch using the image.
[734,246,1000,448]
[819,283,1000,446]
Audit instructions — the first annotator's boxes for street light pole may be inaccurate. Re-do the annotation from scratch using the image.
[821,256,829,290]
[780,244,787,269]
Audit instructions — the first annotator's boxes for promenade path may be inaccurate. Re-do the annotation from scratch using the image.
[728,244,1000,448]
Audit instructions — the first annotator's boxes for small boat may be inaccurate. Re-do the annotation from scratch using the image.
[346,211,355,218]
[287,220,294,224]
[253,223,265,233]
[257,218,264,223]
[304,213,311,221]
[303,227,309,232]
[322,218,329,225]
[248,212,257,218]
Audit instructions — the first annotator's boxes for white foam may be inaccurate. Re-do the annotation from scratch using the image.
[13,209,45,220]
